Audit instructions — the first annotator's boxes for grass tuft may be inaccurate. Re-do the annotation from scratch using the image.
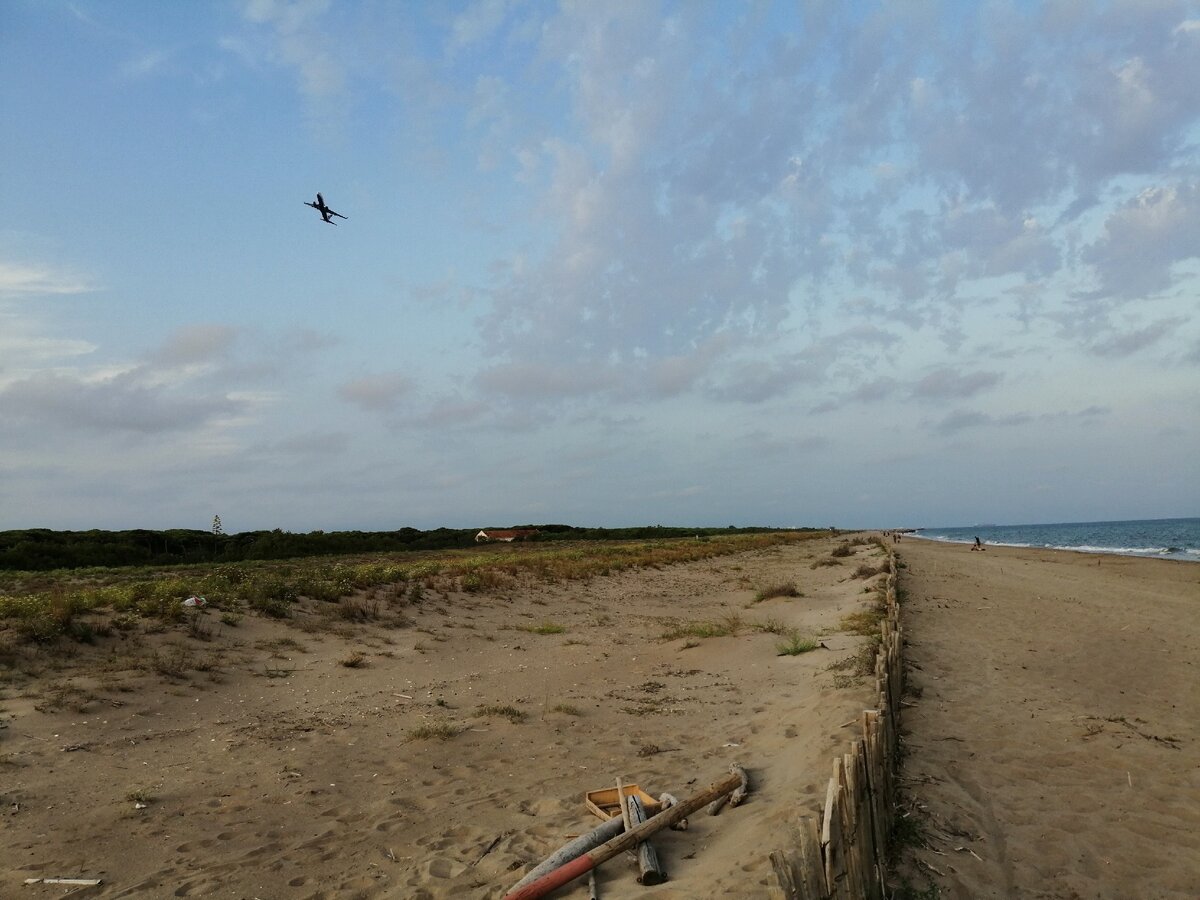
[660,613,743,641]
[518,621,566,635]
[478,704,526,722]
[777,633,819,656]
[407,721,461,741]
[754,581,801,602]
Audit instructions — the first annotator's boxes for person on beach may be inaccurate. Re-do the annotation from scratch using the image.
[972,536,985,551]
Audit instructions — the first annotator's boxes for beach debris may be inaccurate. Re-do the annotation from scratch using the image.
[657,792,687,830]
[23,877,103,886]
[472,834,505,867]
[708,763,749,815]
[507,817,627,894]
[614,779,633,832]
[587,869,599,900]
[626,794,667,885]
[183,595,207,608]
[503,770,743,900]
[584,784,658,822]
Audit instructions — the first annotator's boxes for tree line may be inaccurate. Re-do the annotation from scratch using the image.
[0,524,812,571]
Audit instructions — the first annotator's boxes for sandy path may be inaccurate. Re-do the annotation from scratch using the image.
[1,535,889,898]
[893,538,1200,899]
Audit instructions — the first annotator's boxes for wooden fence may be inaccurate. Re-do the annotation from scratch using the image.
[770,546,903,900]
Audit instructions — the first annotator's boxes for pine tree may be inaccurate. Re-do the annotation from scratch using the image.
[212,514,223,535]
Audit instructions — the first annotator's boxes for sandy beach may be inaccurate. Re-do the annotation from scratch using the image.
[893,537,1200,899]
[1,535,890,899]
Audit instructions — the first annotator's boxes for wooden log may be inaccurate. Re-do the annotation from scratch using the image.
[712,762,750,813]
[657,792,688,830]
[627,794,668,885]
[729,763,751,806]
[503,771,742,900]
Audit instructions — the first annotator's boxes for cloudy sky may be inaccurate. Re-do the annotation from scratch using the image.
[2,1,1198,532]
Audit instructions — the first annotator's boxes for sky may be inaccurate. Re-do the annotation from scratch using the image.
[2,0,1198,533]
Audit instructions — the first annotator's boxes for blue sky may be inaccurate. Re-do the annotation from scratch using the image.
[2,0,1198,532]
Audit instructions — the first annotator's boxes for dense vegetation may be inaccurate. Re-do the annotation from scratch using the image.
[0,530,830,646]
[0,524,816,572]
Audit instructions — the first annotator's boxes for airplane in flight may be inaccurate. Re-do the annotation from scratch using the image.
[304,192,347,225]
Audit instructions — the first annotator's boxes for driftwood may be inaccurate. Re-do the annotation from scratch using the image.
[709,762,750,814]
[657,792,687,830]
[23,879,103,886]
[627,795,667,885]
[503,771,743,900]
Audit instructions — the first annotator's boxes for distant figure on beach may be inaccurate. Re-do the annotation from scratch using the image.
[972,536,985,551]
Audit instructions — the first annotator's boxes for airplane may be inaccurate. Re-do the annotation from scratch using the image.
[304,192,347,224]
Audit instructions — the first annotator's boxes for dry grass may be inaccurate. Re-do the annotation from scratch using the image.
[839,608,886,636]
[517,621,566,635]
[477,704,526,722]
[660,613,743,641]
[406,720,461,741]
[753,581,802,602]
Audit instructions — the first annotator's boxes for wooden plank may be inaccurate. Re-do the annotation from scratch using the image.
[823,760,851,900]
[796,814,828,899]
[769,849,800,899]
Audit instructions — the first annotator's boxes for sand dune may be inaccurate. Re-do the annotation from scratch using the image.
[893,538,1200,899]
[2,535,890,898]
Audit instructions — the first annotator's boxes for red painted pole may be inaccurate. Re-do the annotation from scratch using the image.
[504,854,595,900]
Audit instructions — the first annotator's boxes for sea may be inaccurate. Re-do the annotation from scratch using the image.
[911,518,1200,562]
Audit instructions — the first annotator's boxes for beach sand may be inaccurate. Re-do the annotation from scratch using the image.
[893,537,1200,899]
[1,535,890,898]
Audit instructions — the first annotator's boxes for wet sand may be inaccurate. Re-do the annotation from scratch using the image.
[893,537,1200,899]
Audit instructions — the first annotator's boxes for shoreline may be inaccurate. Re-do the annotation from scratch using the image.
[905,531,1200,563]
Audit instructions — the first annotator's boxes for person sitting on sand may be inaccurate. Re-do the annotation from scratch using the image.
[972,536,985,551]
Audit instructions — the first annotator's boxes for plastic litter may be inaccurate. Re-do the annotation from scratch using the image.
[183,595,207,608]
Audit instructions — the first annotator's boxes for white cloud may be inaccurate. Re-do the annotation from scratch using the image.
[337,372,414,412]
[1083,183,1200,298]
[0,262,93,296]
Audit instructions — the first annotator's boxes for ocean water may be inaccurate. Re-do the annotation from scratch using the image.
[912,518,1200,561]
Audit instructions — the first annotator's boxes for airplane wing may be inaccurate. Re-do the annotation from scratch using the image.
[329,210,347,219]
